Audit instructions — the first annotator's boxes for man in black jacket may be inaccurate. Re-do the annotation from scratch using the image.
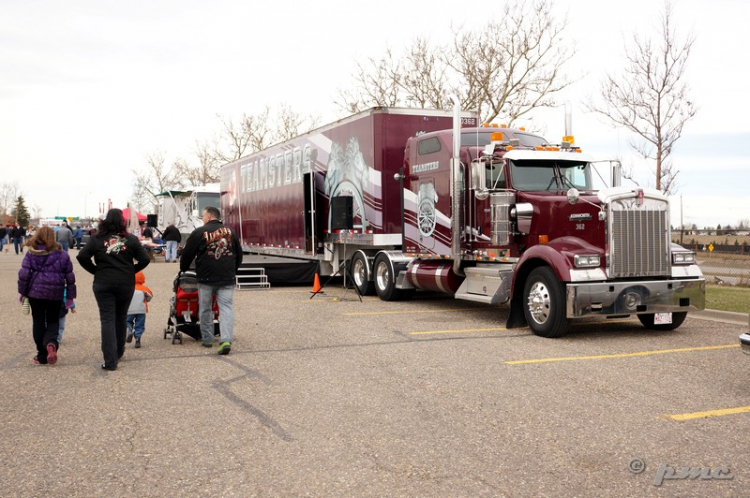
[12,224,26,254]
[161,221,182,263]
[180,206,243,354]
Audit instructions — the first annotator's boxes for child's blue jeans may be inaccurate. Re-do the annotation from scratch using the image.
[126,314,146,339]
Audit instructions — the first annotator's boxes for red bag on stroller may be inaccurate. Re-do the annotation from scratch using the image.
[163,271,219,344]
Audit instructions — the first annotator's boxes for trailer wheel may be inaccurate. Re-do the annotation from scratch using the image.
[374,253,402,301]
[523,267,570,338]
[637,312,687,331]
[350,252,375,296]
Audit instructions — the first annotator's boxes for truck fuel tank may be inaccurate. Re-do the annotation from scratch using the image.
[406,260,463,294]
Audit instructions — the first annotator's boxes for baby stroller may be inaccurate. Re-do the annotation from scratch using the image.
[164,270,220,344]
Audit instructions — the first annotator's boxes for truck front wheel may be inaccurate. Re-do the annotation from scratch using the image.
[637,312,687,331]
[523,267,570,338]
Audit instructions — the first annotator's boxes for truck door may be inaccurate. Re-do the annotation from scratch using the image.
[411,136,446,253]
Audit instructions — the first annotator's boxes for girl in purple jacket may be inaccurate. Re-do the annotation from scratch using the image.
[18,227,76,365]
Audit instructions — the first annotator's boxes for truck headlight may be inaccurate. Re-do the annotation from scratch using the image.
[574,254,601,268]
[672,251,696,265]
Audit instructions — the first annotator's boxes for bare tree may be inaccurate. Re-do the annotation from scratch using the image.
[586,1,696,195]
[335,0,573,124]
[400,38,451,110]
[275,103,320,142]
[215,105,319,162]
[450,0,573,123]
[131,104,320,210]
[214,110,270,163]
[131,151,186,212]
[0,181,20,216]
[336,48,404,114]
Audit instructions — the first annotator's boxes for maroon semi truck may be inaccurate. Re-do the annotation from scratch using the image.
[220,107,705,337]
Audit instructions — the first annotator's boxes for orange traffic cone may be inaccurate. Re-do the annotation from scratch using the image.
[311,273,323,294]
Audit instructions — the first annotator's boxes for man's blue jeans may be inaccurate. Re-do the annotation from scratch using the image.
[165,240,178,262]
[197,283,234,344]
[13,237,23,254]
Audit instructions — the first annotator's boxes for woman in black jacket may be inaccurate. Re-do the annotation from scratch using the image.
[77,209,150,371]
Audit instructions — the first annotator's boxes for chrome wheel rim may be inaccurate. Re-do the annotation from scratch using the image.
[375,262,390,291]
[527,281,551,325]
[353,258,367,288]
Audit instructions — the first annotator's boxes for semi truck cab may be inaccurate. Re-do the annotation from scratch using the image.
[393,126,705,337]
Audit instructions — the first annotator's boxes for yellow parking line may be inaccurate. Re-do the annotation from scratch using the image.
[345,308,477,316]
[505,344,739,365]
[665,406,750,421]
[410,327,511,336]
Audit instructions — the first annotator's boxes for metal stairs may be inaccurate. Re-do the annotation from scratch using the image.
[235,267,271,290]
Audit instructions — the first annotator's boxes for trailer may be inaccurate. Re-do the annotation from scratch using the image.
[220,107,705,337]
[156,183,220,241]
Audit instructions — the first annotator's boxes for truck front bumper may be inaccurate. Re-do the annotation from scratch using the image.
[566,278,705,318]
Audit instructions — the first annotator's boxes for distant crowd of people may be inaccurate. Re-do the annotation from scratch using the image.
[15,207,242,371]
[1,221,94,255]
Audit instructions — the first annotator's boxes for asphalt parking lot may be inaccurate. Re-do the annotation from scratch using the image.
[1,252,748,497]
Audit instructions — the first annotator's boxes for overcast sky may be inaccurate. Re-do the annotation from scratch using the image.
[2,0,748,228]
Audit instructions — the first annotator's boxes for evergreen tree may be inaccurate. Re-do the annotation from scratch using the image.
[12,196,30,227]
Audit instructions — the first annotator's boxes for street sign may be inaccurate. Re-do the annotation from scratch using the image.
[708,243,714,252]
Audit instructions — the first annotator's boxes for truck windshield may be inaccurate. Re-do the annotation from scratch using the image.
[510,160,594,191]
[196,192,220,212]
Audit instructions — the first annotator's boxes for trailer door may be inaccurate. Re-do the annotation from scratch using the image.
[303,172,317,253]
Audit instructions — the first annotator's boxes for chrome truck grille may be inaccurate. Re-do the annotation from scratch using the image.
[609,197,670,278]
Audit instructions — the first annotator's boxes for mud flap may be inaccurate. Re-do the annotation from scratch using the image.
[506,294,528,329]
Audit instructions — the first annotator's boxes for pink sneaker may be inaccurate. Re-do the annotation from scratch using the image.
[46,343,57,365]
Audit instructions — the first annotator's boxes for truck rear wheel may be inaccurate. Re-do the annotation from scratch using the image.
[637,312,687,331]
[374,253,402,301]
[523,267,570,338]
[350,252,375,296]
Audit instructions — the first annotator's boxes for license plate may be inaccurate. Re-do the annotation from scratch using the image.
[654,313,672,324]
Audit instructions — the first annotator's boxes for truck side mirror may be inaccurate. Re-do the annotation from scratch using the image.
[470,162,485,192]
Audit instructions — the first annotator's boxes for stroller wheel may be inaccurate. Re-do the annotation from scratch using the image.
[171,333,177,344]
[163,327,169,339]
